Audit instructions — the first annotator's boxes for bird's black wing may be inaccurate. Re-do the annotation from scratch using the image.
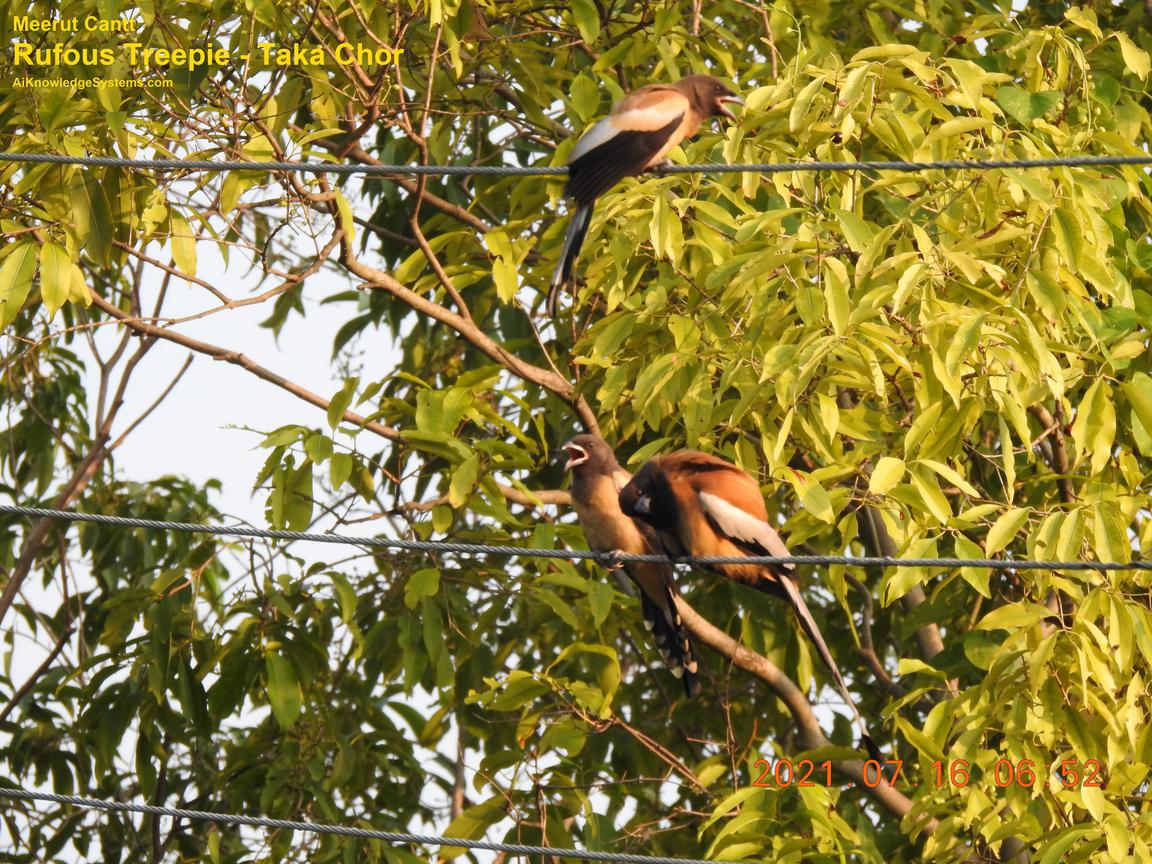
[566,115,683,205]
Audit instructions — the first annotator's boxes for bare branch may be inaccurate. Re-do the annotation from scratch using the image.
[343,246,600,434]
[675,598,936,832]
[88,292,404,442]
[0,624,74,724]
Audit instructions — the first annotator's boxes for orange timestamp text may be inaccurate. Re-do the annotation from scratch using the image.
[751,758,1105,789]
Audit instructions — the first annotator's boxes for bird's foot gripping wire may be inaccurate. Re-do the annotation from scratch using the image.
[648,159,675,176]
[596,550,626,571]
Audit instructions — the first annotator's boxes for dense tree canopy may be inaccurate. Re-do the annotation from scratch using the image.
[2,0,1152,861]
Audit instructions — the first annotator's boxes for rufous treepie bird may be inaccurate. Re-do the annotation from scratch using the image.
[562,434,700,697]
[618,450,882,760]
[547,74,743,315]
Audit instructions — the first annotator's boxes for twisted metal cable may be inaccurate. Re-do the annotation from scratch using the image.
[0,787,721,864]
[1,151,1150,175]
[0,503,1145,571]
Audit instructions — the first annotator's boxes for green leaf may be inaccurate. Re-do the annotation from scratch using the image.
[869,456,905,494]
[823,257,850,336]
[487,229,519,303]
[909,465,951,523]
[405,568,440,609]
[449,454,479,507]
[170,214,197,275]
[834,210,875,254]
[1070,380,1116,475]
[329,452,353,489]
[264,652,302,729]
[284,460,314,531]
[440,796,507,859]
[995,86,1062,125]
[1121,373,1152,440]
[327,377,358,430]
[1038,826,1097,864]
[793,474,835,524]
[570,0,600,44]
[975,603,1051,631]
[944,313,984,380]
[1115,32,1150,80]
[69,172,113,265]
[955,535,990,598]
[1052,206,1084,269]
[790,75,827,133]
[919,458,979,497]
[334,190,355,244]
[0,241,38,329]
[986,507,1029,555]
[587,580,613,628]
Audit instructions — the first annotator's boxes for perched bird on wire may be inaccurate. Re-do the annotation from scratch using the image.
[547,74,743,315]
[618,450,882,760]
[562,434,700,697]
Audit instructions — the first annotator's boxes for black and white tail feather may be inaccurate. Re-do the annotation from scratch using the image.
[694,490,882,761]
[635,555,700,699]
[546,202,593,317]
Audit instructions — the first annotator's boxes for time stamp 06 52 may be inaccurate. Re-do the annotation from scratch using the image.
[751,757,1105,789]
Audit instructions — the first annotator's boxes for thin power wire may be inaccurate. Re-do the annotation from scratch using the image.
[0,503,1145,571]
[0,787,721,864]
[1,151,1151,175]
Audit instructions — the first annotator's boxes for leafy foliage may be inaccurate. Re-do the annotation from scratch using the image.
[2,1,1152,862]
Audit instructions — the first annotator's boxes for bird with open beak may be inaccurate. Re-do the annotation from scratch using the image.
[619,450,882,761]
[562,434,700,697]
[548,74,743,315]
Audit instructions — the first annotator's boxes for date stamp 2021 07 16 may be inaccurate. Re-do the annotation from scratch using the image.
[750,758,1105,790]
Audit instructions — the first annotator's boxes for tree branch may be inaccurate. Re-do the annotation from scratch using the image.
[855,506,949,666]
[675,598,937,833]
[88,292,403,442]
[0,623,74,724]
[342,245,600,434]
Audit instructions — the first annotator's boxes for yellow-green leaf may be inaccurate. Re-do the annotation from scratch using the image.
[0,241,38,329]
[986,507,1029,555]
[869,456,905,494]
[170,214,197,275]
[570,0,600,43]
[334,190,355,245]
[1115,32,1150,80]
[38,242,71,316]
[975,603,1051,631]
[823,257,850,336]
[1071,380,1117,475]
[449,454,480,507]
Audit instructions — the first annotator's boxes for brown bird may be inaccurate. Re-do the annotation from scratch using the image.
[562,434,700,697]
[548,74,743,315]
[618,450,881,760]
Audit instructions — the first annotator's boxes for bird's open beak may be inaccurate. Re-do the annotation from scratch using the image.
[562,443,589,472]
[717,94,744,121]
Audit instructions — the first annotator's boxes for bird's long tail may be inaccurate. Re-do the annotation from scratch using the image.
[777,576,882,762]
[547,202,593,317]
[640,587,700,699]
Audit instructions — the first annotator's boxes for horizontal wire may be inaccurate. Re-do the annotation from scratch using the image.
[1,151,1151,175]
[0,503,1144,571]
[0,787,720,864]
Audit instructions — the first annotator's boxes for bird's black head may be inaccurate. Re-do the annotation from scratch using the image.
[561,434,620,475]
[679,74,744,121]
[618,460,675,529]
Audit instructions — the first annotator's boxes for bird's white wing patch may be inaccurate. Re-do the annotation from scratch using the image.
[568,96,687,163]
[697,490,791,559]
[568,116,619,162]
